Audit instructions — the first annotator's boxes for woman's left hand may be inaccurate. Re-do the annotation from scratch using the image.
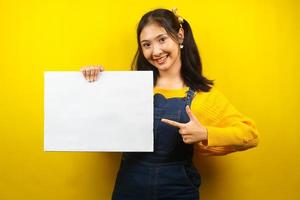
[161,105,208,144]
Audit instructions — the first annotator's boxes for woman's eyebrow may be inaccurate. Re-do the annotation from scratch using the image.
[140,34,167,43]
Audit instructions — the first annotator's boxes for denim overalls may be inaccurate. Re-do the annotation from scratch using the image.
[112,88,201,200]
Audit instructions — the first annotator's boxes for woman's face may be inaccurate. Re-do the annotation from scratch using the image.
[140,23,183,73]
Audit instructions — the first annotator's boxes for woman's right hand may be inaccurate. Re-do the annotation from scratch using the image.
[80,65,104,82]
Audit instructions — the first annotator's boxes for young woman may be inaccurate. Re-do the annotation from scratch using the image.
[81,8,259,200]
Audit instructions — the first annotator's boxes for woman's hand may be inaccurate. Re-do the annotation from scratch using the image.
[80,65,104,82]
[161,105,208,144]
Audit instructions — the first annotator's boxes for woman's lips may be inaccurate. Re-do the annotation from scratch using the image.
[154,55,168,65]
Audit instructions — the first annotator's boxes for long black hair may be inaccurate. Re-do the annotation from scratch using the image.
[131,8,213,92]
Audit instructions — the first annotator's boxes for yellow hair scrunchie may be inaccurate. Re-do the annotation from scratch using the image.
[171,7,184,27]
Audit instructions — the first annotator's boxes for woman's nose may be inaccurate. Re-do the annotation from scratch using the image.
[152,44,162,56]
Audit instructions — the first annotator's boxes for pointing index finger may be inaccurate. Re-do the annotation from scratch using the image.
[161,118,184,128]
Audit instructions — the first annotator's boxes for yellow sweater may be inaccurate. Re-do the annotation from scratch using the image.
[154,86,259,156]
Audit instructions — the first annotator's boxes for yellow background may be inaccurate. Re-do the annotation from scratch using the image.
[1,0,299,199]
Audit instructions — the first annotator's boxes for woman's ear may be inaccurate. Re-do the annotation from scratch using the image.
[177,27,184,44]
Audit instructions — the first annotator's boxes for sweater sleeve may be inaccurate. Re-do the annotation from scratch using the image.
[191,87,259,149]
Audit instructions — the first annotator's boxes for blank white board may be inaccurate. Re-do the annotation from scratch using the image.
[44,71,153,152]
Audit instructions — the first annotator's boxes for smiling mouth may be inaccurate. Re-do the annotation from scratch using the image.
[154,55,168,65]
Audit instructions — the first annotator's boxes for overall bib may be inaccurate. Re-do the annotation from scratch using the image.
[112,88,201,200]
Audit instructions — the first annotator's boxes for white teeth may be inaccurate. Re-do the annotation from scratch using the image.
[156,55,167,64]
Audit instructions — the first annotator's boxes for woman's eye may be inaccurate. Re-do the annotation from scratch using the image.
[142,43,151,48]
[159,37,166,42]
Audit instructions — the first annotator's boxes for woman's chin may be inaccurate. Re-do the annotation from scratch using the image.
[154,64,171,72]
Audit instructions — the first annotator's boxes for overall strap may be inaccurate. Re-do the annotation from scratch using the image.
[185,88,195,106]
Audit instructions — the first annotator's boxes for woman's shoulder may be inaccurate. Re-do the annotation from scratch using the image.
[192,86,232,115]
[191,86,235,126]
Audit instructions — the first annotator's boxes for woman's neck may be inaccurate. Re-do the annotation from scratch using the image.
[155,73,185,90]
